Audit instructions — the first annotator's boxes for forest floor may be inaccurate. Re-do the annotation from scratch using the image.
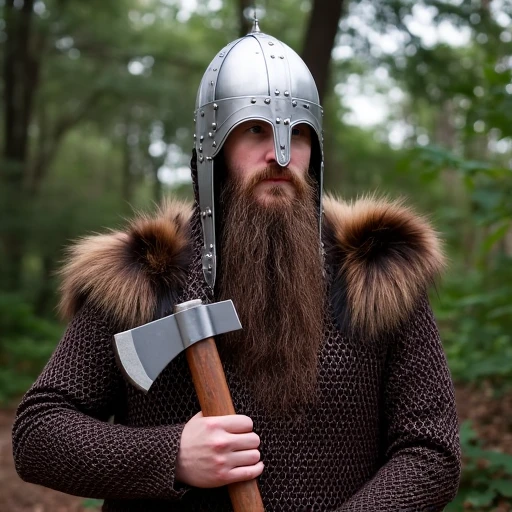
[0,383,511,512]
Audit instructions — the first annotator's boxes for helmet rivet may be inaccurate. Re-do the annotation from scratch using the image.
[284,91,290,97]
[201,211,206,218]
[213,68,217,71]
[193,134,196,139]
[284,119,290,125]
[251,98,256,104]
[201,111,205,117]
[270,55,275,59]
[208,132,213,138]
[279,55,284,59]
[206,156,213,161]
[264,98,271,104]
[304,104,310,109]
[193,117,196,122]
[276,118,281,124]
[206,208,212,217]
[199,145,203,152]
[219,53,224,57]
[280,144,285,150]
[212,141,217,147]
[208,265,212,271]
[292,100,297,107]
[199,155,204,163]
[274,89,280,96]
[269,41,274,46]
[213,103,218,110]
[210,80,214,86]
[200,135,204,141]
[321,109,324,116]
[211,122,217,130]
[210,244,214,249]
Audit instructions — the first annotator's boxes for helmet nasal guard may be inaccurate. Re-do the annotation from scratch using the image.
[194,20,324,288]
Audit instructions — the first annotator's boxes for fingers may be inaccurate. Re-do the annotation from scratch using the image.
[228,449,261,468]
[205,414,254,434]
[226,461,265,483]
[177,412,263,488]
[227,432,260,452]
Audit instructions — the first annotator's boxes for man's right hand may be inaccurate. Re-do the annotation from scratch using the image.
[175,411,264,488]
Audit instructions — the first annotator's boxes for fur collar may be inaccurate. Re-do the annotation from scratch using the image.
[59,200,193,328]
[59,196,444,337]
[323,195,444,338]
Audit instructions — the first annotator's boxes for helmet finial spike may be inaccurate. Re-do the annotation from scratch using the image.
[250,6,261,34]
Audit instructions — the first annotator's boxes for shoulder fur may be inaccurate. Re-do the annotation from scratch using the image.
[58,199,193,329]
[323,195,445,339]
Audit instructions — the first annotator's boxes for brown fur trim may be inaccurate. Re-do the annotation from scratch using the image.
[323,195,445,338]
[58,199,193,328]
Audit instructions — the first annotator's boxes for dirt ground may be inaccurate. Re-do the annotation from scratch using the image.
[1,384,511,512]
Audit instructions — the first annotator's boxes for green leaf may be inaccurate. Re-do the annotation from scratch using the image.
[491,479,512,498]
[459,420,479,446]
[466,489,496,507]
[481,221,512,254]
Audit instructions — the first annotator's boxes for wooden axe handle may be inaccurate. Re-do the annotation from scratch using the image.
[186,336,265,512]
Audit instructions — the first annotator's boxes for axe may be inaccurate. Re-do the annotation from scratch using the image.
[113,299,265,512]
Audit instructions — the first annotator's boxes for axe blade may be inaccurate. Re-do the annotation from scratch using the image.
[113,300,242,392]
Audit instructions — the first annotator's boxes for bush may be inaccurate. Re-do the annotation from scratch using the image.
[446,421,512,511]
[0,293,63,404]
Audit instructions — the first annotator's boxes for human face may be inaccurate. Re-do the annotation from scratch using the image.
[223,120,312,205]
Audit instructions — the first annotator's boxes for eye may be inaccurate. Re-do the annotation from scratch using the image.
[248,124,263,134]
[292,126,303,137]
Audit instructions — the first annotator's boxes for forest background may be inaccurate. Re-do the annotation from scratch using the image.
[1,0,512,510]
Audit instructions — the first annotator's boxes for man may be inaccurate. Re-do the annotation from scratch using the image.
[13,21,461,511]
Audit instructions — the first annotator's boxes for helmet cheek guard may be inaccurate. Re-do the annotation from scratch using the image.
[194,22,324,289]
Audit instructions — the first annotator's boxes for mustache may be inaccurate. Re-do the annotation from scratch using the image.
[244,165,305,192]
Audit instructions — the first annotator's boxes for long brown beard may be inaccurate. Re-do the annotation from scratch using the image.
[216,165,325,415]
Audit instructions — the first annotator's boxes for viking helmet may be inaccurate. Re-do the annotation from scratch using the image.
[194,18,324,288]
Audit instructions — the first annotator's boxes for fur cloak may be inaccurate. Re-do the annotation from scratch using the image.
[58,196,444,338]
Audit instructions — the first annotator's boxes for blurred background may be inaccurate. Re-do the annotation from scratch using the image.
[1,0,511,510]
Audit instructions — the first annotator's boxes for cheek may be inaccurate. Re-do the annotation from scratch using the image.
[295,146,312,174]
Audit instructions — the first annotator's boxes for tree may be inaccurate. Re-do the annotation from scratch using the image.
[302,0,345,102]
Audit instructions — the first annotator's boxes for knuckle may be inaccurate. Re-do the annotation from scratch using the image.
[204,417,219,431]
[211,436,229,452]
[213,455,226,468]
[216,467,230,483]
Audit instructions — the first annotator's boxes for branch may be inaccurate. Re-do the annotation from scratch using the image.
[28,88,107,196]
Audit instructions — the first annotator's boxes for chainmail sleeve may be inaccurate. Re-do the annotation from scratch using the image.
[337,296,461,512]
[12,302,189,502]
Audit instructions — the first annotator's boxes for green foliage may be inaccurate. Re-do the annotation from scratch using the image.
[0,293,63,404]
[82,498,103,509]
[446,421,512,511]
[406,145,512,385]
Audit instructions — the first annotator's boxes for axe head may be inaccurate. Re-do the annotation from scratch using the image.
[113,299,241,392]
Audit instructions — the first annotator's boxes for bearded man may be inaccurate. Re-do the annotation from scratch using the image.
[13,21,461,512]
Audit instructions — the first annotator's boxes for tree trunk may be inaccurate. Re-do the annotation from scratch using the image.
[238,0,254,37]
[1,0,39,291]
[301,0,345,103]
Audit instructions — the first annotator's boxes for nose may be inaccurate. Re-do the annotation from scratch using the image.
[263,133,278,166]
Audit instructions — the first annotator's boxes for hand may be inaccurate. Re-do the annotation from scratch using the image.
[175,411,264,488]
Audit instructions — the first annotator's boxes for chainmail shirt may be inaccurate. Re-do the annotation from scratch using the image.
[12,206,461,511]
